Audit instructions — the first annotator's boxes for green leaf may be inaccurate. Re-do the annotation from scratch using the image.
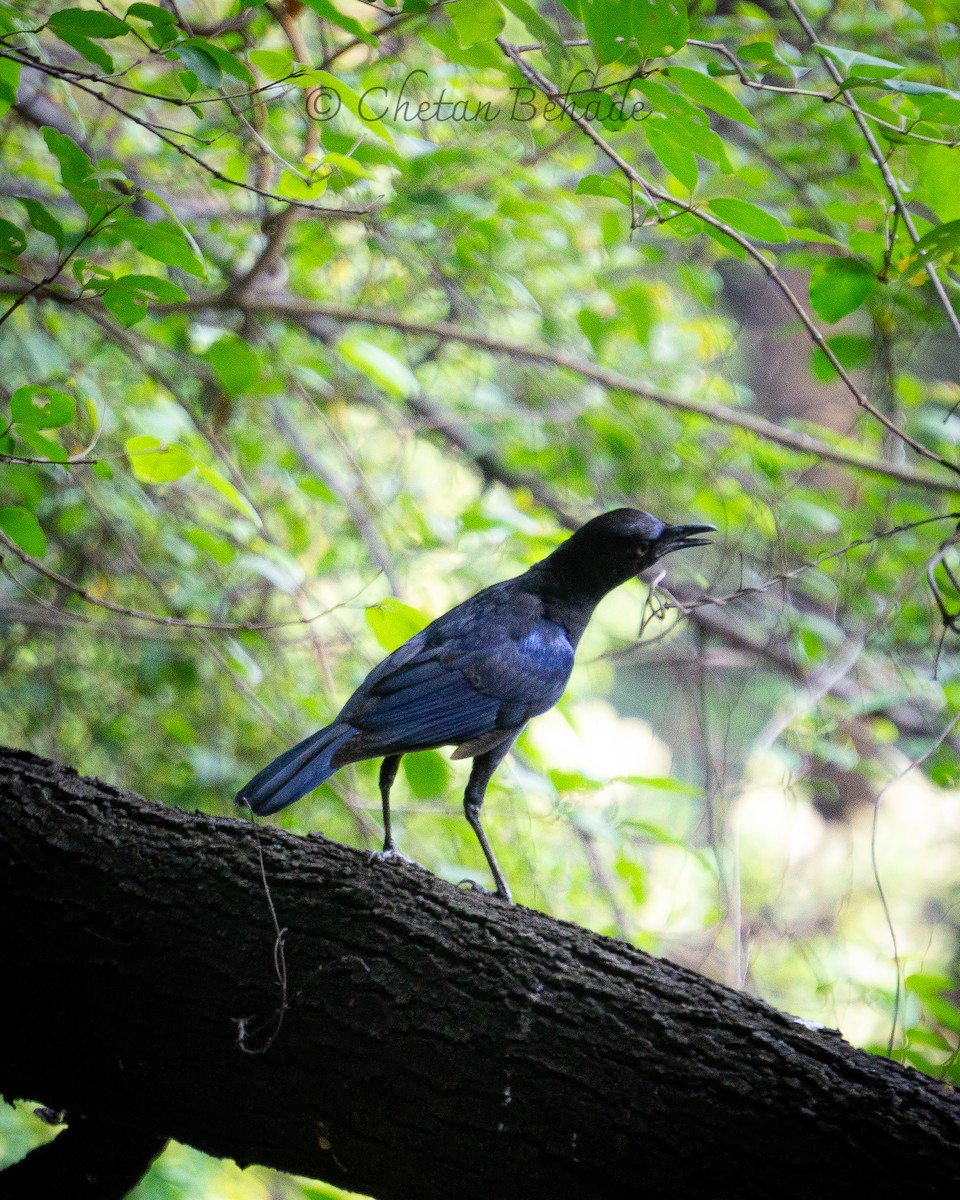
[906,972,955,1000]
[500,0,564,70]
[785,226,841,245]
[338,337,418,397]
[173,44,224,88]
[811,334,873,381]
[650,113,731,168]
[179,37,253,85]
[126,435,194,483]
[17,429,68,463]
[581,0,624,66]
[906,217,960,265]
[301,0,377,47]
[737,41,780,67]
[196,464,260,523]
[102,274,189,327]
[297,71,395,145]
[48,8,130,38]
[575,173,632,203]
[813,42,904,78]
[646,122,697,191]
[0,506,46,556]
[707,197,788,243]
[366,597,429,652]
[56,29,115,71]
[448,0,504,47]
[0,54,20,117]
[249,49,296,79]
[632,0,688,60]
[665,65,758,128]
[206,336,261,396]
[41,127,94,187]
[127,3,177,25]
[0,217,26,258]
[10,386,76,429]
[126,2,178,45]
[115,217,207,277]
[321,151,373,180]
[18,198,65,251]
[809,259,876,322]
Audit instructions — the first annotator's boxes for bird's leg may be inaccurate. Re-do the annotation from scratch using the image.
[378,754,401,854]
[462,741,515,903]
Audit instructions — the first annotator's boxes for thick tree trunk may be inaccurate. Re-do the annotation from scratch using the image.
[1,746,958,1199]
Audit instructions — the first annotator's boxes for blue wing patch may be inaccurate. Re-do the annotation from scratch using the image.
[340,616,574,755]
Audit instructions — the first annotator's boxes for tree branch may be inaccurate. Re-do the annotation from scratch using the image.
[219,294,960,495]
[1,747,959,1200]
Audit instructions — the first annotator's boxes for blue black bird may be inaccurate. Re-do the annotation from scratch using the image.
[237,509,714,901]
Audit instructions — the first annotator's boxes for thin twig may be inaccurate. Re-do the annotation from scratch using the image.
[0,527,370,631]
[158,292,959,495]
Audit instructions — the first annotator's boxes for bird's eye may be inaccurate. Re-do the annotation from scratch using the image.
[635,540,649,555]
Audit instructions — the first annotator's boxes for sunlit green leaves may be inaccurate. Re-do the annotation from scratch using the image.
[665,66,758,128]
[580,0,626,65]
[196,464,260,523]
[366,597,429,652]
[338,337,418,398]
[301,0,378,47]
[125,436,195,483]
[448,0,504,47]
[249,48,296,79]
[0,506,45,556]
[10,386,75,430]
[576,173,632,203]
[646,123,697,190]
[297,71,396,146]
[632,0,688,60]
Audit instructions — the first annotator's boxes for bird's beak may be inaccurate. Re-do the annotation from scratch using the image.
[653,522,717,557]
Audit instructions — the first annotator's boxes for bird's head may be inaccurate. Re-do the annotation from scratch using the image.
[544,508,715,596]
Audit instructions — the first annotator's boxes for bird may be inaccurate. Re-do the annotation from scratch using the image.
[236,508,714,902]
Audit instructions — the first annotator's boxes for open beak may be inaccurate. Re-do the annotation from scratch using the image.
[653,522,716,557]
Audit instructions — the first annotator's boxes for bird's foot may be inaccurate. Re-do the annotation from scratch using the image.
[368,846,422,869]
[458,877,513,904]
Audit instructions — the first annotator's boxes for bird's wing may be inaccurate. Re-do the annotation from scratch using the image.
[339,610,574,755]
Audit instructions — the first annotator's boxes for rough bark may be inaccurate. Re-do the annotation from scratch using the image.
[1,746,958,1199]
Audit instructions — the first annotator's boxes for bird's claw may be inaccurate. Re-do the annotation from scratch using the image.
[458,877,513,903]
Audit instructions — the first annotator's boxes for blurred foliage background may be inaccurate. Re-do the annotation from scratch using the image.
[2,0,960,1194]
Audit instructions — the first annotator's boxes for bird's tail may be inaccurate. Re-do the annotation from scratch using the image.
[236,723,355,816]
